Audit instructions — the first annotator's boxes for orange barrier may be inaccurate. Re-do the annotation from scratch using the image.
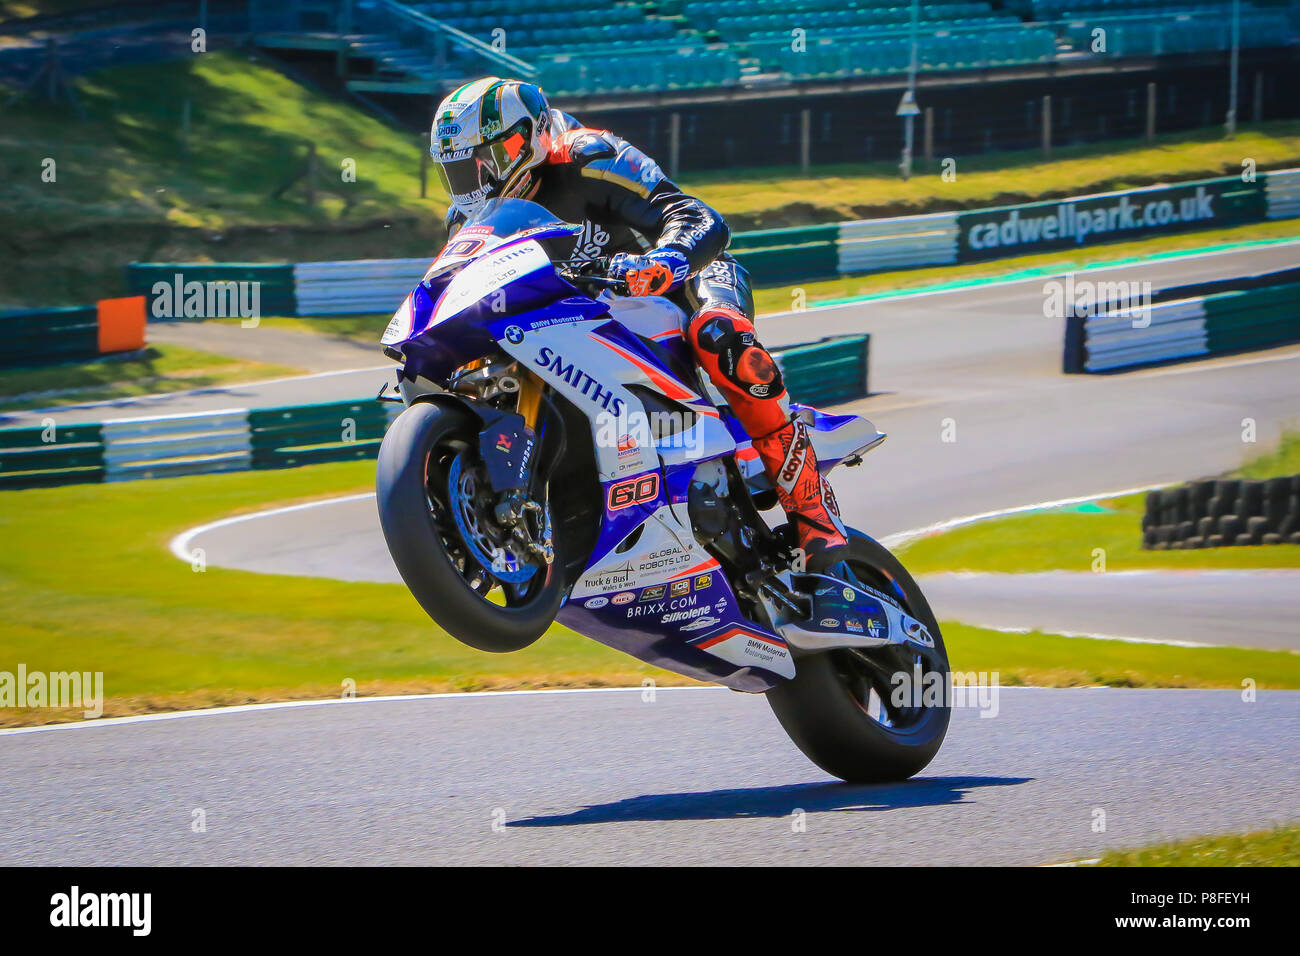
[96,296,146,354]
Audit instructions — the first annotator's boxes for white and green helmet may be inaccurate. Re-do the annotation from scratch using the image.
[430,77,553,215]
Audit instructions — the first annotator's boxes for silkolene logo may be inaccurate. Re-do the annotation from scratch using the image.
[966,185,1216,252]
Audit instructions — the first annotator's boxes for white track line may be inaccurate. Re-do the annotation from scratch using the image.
[878,483,1164,549]
[0,686,725,738]
[976,625,1219,649]
[0,684,1080,738]
[169,491,376,562]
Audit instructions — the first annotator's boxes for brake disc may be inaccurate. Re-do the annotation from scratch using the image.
[446,452,540,583]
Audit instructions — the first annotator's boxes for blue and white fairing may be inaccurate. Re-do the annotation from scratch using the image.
[384,199,881,693]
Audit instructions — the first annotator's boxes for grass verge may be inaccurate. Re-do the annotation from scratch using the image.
[1,461,1298,727]
[0,344,301,412]
[1088,823,1300,866]
[898,431,1300,575]
[944,624,1299,688]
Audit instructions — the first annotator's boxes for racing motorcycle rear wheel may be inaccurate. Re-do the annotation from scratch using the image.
[376,400,565,652]
[766,533,951,783]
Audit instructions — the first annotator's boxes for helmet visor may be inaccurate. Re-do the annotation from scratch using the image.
[433,120,533,212]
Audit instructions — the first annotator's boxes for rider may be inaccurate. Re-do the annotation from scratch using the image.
[430,78,861,620]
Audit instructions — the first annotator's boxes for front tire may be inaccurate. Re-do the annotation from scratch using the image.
[766,533,951,783]
[376,400,564,652]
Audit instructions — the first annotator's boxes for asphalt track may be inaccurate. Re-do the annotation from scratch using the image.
[4,242,1299,865]
[1,687,1297,865]
[920,570,1300,650]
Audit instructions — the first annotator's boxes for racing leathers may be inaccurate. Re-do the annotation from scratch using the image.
[445,110,849,568]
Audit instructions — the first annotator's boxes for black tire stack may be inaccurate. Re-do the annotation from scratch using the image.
[1142,476,1300,549]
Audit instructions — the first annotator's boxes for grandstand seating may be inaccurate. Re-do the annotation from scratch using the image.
[313,0,1298,96]
[1046,4,1293,56]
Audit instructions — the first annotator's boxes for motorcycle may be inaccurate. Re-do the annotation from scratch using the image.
[375,198,950,783]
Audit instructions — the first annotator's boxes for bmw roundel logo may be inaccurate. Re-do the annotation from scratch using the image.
[504,325,524,344]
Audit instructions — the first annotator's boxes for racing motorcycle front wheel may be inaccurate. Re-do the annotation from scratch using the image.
[376,400,565,652]
[766,533,951,783]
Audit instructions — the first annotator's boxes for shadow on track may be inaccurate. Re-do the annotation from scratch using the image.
[508,775,1031,828]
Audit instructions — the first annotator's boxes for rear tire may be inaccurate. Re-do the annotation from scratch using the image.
[376,400,564,653]
[766,533,951,783]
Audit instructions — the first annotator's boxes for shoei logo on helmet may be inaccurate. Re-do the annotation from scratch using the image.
[437,123,461,137]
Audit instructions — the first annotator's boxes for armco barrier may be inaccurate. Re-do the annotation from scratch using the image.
[0,423,105,489]
[292,259,430,316]
[249,400,396,469]
[1074,299,1208,372]
[1065,270,1300,373]
[1264,169,1300,220]
[837,213,958,273]
[125,263,297,317]
[0,335,868,488]
[101,409,252,482]
[0,306,98,367]
[729,223,840,283]
[124,168,1300,317]
[1143,476,1300,549]
[773,334,870,406]
[1203,282,1300,354]
[0,298,146,369]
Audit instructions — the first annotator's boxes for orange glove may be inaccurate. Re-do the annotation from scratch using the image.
[609,250,689,297]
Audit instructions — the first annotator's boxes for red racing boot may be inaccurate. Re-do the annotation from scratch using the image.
[686,304,850,570]
[751,416,849,570]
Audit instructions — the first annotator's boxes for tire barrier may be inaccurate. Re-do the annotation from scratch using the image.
[1143,476,1300,549]
[0,335,868,488]
[1063,268,1300,373]
[122,168,1300,318]
[0,298,146,369]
